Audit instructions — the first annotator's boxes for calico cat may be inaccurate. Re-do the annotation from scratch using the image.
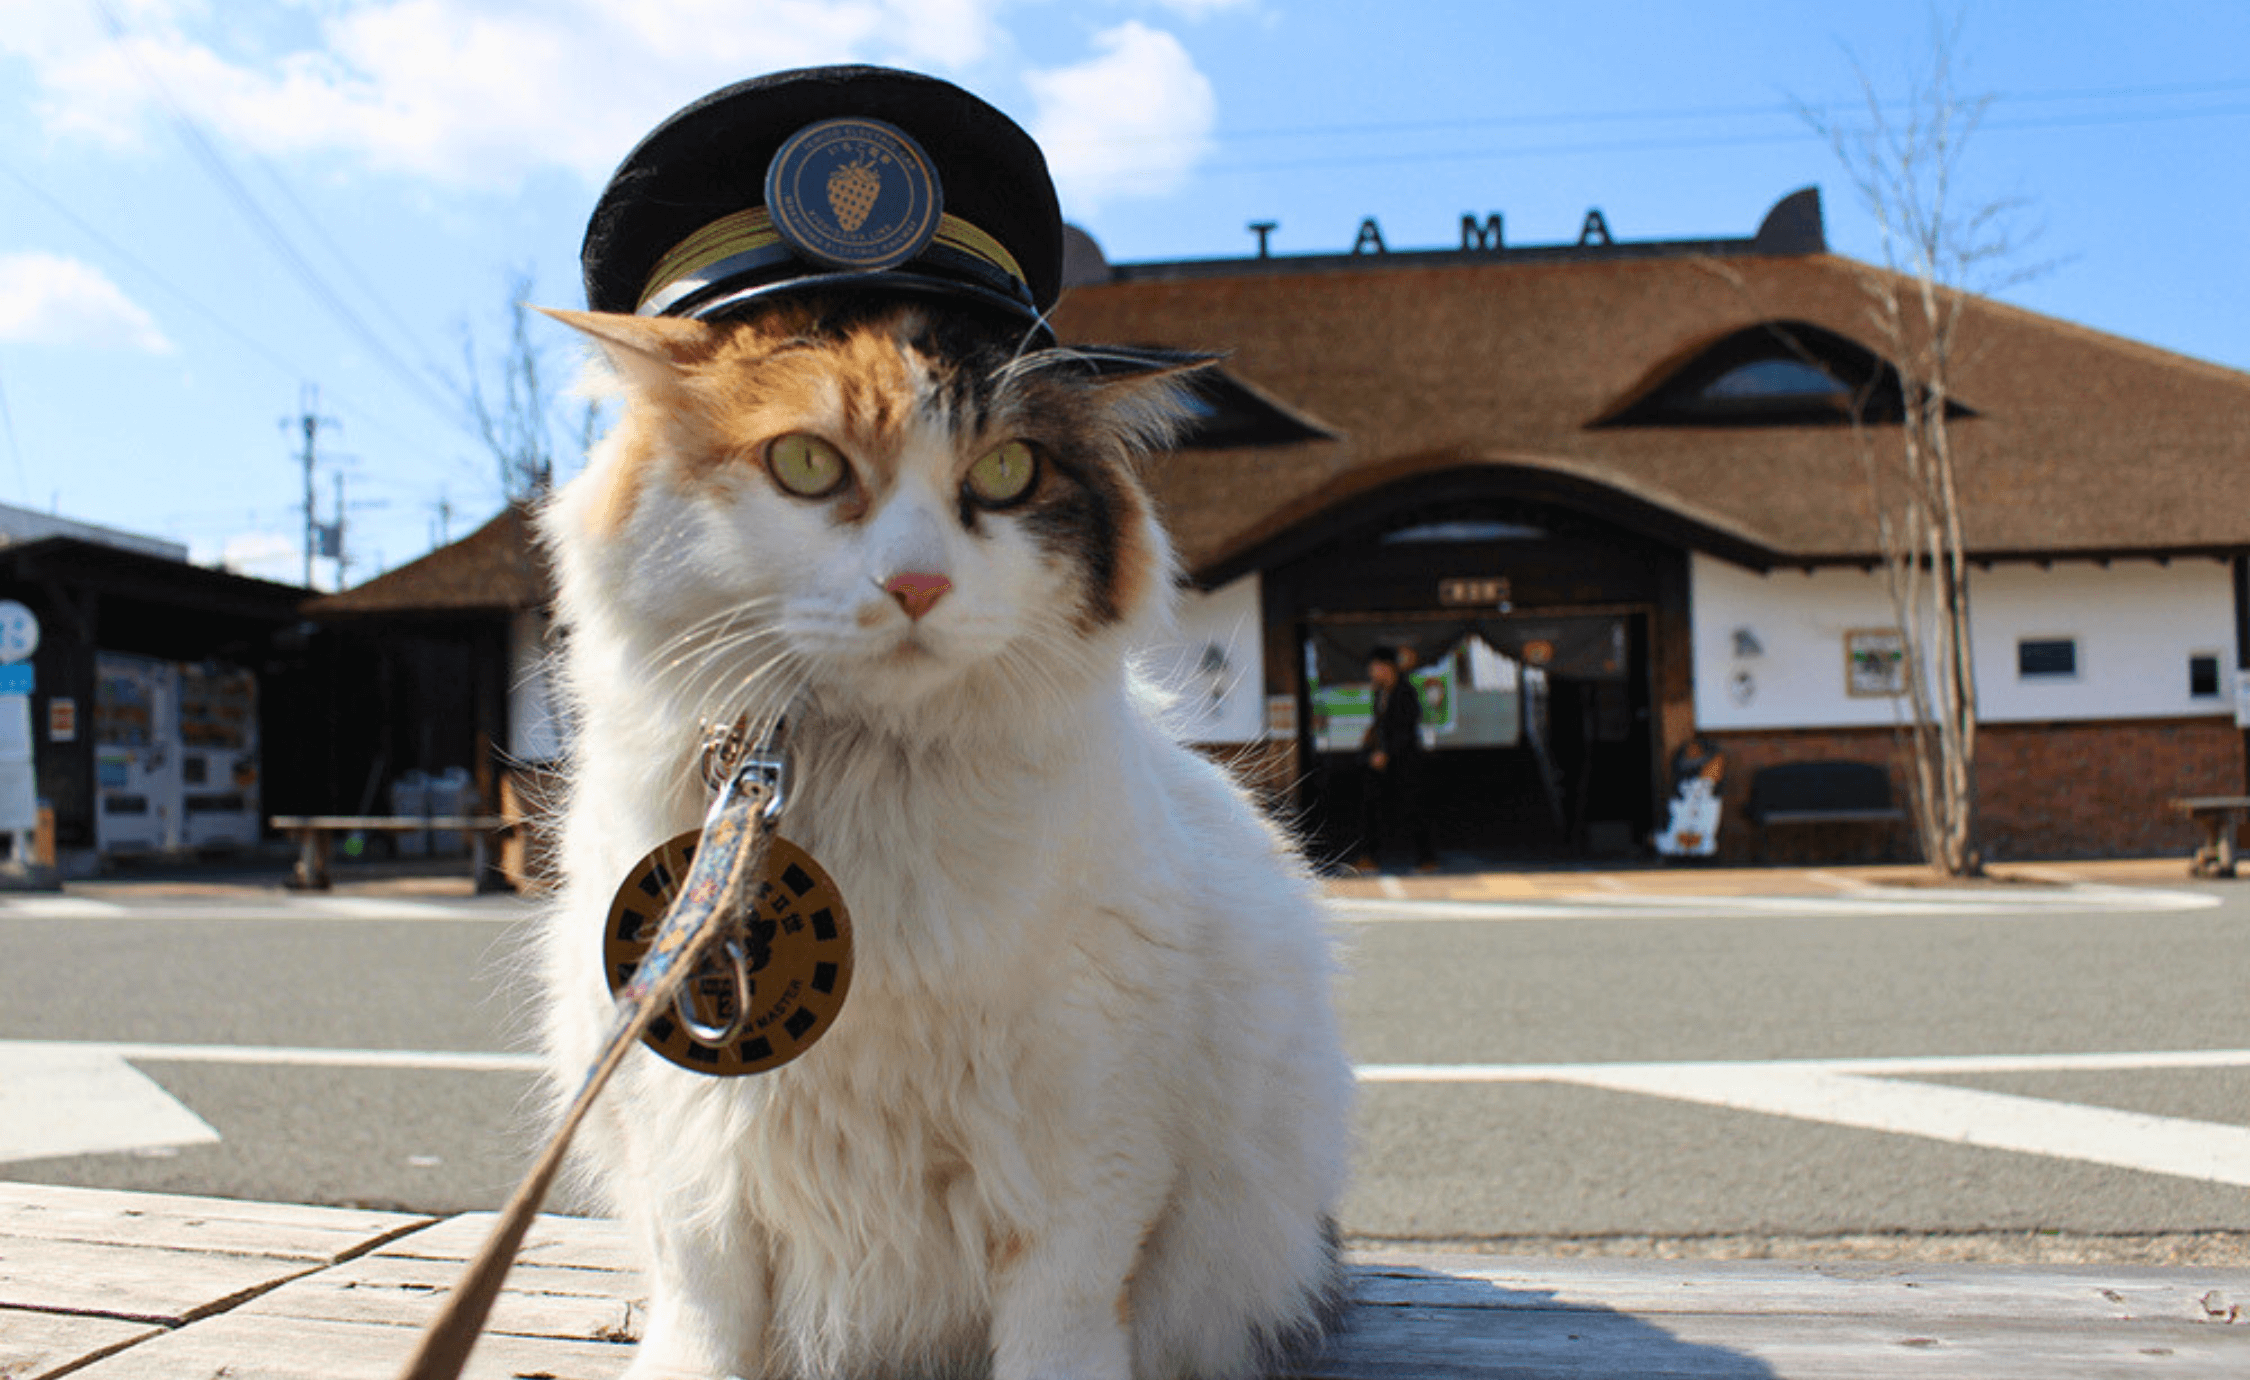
[535,294,1352,1380]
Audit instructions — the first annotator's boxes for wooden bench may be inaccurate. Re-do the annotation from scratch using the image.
[7,1182,2246,1378]
[2172,795,2250,877]
[268,814,512,893]
[1745,761,1906,861]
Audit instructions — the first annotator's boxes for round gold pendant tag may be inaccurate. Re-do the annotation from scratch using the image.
[604,830,852,1076]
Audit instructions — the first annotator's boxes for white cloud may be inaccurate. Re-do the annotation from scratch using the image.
[0,0,1012,186]
[1143,0,1256,16]
[0,253,173,353]
[1025,22,1216,213]
[209,530,301,583]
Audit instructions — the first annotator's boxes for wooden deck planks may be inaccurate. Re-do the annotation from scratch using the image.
[64,1314,631,1380]
[0,1308,162,1380]
[0,1182,427,1261]
[238,1249,644,1341]
[3,1183,2247,1378]
[0,1183,432,1378]
[1298,1304,2246,1379]
[1353,1254,2247,1326]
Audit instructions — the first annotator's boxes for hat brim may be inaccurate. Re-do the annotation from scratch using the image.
[680,270,1052,341]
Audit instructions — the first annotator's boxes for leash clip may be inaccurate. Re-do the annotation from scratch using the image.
[678,715,791,1047]
[701,716,790,825]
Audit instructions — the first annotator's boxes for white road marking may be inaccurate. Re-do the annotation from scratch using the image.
[1568,1066,2250,1188]
[0,1043,219,1164]
[0,896,530,923]
[1357,1049,2250,1081]
[12,1038,2245,1187]
[0,896,129,918]
[0,1039,543,1073]
[1361,1049,2250,1188]
[1331,885,2220,922]
[299,896,504,921]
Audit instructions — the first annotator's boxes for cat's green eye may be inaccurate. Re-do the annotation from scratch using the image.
[766,433,849,498]
[965,439,1039,507]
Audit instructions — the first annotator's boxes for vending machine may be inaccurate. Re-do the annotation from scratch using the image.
[93,652,181,855]
[93,654,261,856]
[178,662,260,850]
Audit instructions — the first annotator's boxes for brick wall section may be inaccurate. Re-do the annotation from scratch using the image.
[1706,717,2244,863]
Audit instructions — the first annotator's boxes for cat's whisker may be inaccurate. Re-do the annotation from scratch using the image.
[662,626,790,683]
[647,599,788,663]
[1005,301,1062,372]
[682,641,809,730]
[677,649,802,732]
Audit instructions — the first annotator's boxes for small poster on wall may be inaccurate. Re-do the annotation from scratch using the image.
[1844,628,1908,697]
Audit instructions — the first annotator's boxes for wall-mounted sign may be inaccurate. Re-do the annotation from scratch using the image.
[1845,628,1909,697]
[0,601,37,664]
[1439,576,1511,607]
[47,697,76,742]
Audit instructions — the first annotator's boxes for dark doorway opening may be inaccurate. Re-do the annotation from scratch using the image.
[1249,466,1688,871]
[1295,610,1653,867]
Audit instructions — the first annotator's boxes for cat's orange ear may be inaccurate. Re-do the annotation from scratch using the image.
[537,307,717,391]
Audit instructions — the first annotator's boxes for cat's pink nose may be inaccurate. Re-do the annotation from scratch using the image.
[884,571,952,620]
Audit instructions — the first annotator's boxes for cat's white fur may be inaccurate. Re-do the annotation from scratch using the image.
[535,308,1351,1380]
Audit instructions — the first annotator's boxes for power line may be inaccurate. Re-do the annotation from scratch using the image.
[248,148,467,408]
[1194,101,2250,179]
[1112,76,2250,150]
[89,0,474,438]
[0,156,317,383]
[0,154,455,464]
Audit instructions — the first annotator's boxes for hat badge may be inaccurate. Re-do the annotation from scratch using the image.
[765,117,944,272]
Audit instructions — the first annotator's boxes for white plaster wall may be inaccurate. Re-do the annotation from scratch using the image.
[1970,560,2233,723]
[1134,574,1266,744]
[1691,554,2234,730]
[509,608,563,762]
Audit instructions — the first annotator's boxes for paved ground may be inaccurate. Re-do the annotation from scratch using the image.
[4,854,2246,1265]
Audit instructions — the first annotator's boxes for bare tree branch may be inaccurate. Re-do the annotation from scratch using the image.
[1789,13,2044,876]
[461,270,590,505]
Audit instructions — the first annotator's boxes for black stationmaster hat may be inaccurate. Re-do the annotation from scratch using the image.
[582,66,1062,336]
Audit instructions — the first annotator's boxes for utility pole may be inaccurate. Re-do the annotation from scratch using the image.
[332,471,348,587]
[285,384,339,589]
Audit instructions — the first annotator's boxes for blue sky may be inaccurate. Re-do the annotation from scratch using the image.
[0,1,2244,587]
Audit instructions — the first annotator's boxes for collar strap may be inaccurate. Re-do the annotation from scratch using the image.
[636,207,1032,319]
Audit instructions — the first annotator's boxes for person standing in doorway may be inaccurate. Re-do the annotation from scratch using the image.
[1358,647,1438,873]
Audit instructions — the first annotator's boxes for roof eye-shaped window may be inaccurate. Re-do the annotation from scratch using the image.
[1594,319,1974,429]
[1702,358,1848,401]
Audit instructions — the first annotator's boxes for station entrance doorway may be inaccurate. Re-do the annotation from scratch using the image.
[1251,467,1693,867]
[1298,609,1653,864]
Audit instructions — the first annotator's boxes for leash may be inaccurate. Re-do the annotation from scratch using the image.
[395,725,789,1380]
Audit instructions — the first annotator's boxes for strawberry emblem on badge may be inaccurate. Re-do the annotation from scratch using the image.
[826,158,881,233]
[767,118,942,271]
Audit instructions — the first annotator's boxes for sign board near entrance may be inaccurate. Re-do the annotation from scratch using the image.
[1439,576,1510,608]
